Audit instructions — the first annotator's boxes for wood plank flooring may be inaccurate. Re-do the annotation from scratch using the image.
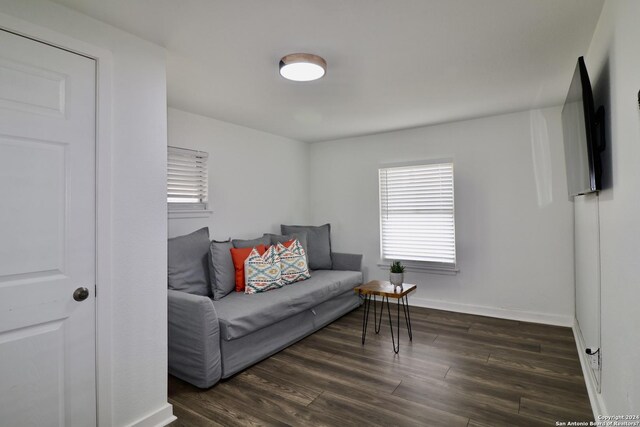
[169,304,593,426]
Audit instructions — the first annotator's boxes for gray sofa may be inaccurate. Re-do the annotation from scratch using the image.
[167,231,363,388]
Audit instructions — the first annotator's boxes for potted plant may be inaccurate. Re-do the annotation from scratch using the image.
[389,261,405,287]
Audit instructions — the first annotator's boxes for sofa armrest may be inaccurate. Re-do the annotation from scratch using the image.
[331,252,363,272]
[168,289,221,388]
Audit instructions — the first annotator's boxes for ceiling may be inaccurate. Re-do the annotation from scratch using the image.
[53,0,603,142]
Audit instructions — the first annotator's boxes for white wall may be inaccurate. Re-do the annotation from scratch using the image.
[310,107,575,325]
[0,1,171,426]
[573,193,602,391]
[168,108,311,240]
[580,0,640,415]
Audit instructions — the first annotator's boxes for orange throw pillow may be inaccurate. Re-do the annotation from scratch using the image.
[230,245,266,292]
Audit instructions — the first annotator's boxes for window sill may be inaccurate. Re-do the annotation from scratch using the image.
[377,260,459,276]
[168,209,212,219]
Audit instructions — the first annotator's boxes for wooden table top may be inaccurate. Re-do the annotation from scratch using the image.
[354,280,416,298]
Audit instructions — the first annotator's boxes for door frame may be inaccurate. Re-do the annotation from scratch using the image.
[0,12,114,427]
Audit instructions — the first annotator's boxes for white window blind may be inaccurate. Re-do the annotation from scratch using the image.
[379,162,456,266]
[168,146,208,210]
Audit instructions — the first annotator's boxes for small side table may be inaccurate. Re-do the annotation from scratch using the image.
[354,280,416,354]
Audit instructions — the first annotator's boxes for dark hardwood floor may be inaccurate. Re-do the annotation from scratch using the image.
[169,304,593,426]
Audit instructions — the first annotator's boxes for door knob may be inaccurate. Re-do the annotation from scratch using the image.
[73,287,90,302]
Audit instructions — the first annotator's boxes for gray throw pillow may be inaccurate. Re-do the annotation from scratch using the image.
[281,224,332,270]
[168,227,211,296]
[232,235,270,249]
[208,240,235,300]
[264,232,309,262]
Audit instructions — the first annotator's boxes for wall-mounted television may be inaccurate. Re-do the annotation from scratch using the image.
[561,56,605,197]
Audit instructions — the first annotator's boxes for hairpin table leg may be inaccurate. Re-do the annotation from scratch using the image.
[402,294,413,341]
[361,294,371,345]
[386,296,400,354]
[374,295,383,334]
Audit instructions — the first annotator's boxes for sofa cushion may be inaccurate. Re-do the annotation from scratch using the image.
[281,224,332,270]
[277,241,310,285]
[245,246,283,294]
[232,235,270,249]
[168,227,211,296]
[212,269,362,340]
[208,240,235,300]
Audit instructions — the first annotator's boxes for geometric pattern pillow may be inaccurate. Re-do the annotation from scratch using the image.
[230,244,266,292]
[276,240,311,285]
[244,245,283,294]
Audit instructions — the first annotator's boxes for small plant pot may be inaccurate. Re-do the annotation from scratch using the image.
[389,272,404,287]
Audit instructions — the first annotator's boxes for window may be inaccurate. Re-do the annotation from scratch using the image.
[379,162,456,269]
[167,146,209,211]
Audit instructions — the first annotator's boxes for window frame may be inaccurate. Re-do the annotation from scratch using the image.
[378,159,458,274]
[167,146,211,218]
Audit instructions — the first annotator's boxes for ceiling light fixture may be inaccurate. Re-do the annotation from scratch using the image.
[279,53,326,82]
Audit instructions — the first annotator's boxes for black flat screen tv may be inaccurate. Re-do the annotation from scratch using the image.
[561,56,605,197]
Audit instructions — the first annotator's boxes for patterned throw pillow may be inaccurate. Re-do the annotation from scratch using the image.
[277,240,311,285]
[230,244,266,292]
[244,245,283,294]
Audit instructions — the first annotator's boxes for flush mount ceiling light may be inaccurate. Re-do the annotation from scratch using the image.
[279,53,326,82]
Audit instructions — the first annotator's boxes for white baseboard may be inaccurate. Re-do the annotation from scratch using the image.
[572,319,607,419]
[408,296,574,327]
[127,403,176,427]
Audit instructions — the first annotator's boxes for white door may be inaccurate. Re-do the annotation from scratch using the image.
[0,30,97,426]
